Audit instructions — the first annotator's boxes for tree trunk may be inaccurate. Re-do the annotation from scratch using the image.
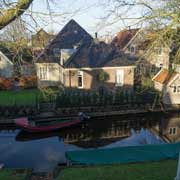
[0,0,34,30]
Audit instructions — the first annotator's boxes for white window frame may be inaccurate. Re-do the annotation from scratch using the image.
[172,86,180,93]
[77,71,83,88]
[39,66,48,80]
[115,69,124,87]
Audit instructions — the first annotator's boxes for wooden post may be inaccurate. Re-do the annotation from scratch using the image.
[175,150,180,180]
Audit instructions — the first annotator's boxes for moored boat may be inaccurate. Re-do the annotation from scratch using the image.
[15,113,89,133]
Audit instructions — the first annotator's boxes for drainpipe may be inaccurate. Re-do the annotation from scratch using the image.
[69,70,71,88]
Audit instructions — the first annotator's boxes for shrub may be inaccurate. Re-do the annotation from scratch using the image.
[0,77,13,90]
[0,75,37,90]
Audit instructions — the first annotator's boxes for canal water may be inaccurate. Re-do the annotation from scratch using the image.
[0,111,180,172]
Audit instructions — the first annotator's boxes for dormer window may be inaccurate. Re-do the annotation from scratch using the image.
[60,49,76,65]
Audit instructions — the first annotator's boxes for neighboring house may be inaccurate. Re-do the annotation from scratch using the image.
[0,44,35,77]
[152,68,180,104]
[30,29,55,48]
[30,29,55,57]
[112,28,170,73]
[35,19,136,90]
[0,50,14,77]
[152,113,180,143]
[159,115,180,143]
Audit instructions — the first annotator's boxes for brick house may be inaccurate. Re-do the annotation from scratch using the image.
[35,19,136,91]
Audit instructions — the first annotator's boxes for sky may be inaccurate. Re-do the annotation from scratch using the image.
[0,0,144,39]
[27,0,141,37]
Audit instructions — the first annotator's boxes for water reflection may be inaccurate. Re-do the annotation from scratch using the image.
[0,112,180,171]
[0,131,81,172]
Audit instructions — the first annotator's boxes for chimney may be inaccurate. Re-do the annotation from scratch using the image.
[95,32,98,39]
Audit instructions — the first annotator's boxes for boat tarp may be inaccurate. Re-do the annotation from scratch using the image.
[66,142,180,165]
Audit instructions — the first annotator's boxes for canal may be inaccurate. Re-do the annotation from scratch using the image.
[0,111,180,172]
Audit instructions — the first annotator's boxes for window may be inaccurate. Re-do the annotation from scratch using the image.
[78,71,83,88]
[128,46,136,54]
[116,70,124,86]
[39,67,47,80]
[169,127,177,135]
[60,49,76,65]
[173,86,180,93]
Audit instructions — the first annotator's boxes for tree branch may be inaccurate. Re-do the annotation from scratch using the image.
[0,0,34,30]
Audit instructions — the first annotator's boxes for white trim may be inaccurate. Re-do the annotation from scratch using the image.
[0,51,13,65]
[77,70,83,89]
[65,66,136,71]
[35,63,136,70]
[167,74,179,86]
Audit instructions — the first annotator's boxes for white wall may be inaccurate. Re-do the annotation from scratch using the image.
[35,63,62,87]
[163,76,180,105]
[0,51,14,77]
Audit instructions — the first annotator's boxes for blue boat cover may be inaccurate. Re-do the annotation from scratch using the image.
[66,143,180,165]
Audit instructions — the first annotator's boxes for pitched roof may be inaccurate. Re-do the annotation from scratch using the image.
[36,19,93,63]
[152,69,178,84]
[65,41,136,68]
[36,20,137,68]
[111,29,140,49]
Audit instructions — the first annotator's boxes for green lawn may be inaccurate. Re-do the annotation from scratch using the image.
[58,160,178,180]
[0,169,31,180]
[0,89,39,106]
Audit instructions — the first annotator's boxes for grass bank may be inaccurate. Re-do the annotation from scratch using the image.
[0,169,31,180]
[0,89,39,106]
[57,159,178,180]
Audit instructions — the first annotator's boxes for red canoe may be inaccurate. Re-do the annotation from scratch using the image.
[15,116,83,133]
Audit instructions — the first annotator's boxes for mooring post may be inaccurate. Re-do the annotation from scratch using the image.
[175,150,180,180]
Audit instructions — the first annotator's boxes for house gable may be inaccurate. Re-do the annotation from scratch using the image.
[112,28,140,49]
[36,19,93,64]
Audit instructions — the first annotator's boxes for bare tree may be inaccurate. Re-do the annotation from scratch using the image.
[0,0,34,30]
